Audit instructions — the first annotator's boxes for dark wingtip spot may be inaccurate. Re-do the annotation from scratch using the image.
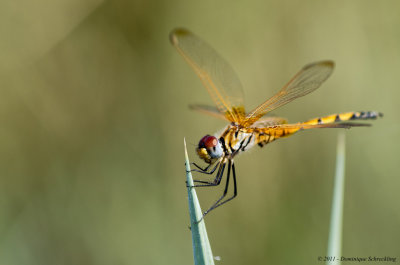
[169,28,190,45]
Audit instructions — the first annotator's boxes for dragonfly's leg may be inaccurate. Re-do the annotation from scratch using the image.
[191,162,219,175]
[196,160,233,221]
[232,139,246,157]
[214,161,237,206]
[191,162,210,172]
[190,162,225,187]
[197,160,238,222]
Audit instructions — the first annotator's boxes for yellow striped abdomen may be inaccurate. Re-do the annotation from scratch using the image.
[220,111,383,154]
[304,111,383,125]
[254,127,301,147]
[252,111,382,148]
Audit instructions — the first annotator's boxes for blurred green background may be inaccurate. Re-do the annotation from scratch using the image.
[0,0,399,264]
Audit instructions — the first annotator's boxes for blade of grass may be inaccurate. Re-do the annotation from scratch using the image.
[326,131,346,265]
[184,138,215,265]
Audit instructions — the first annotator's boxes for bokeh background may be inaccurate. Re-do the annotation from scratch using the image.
[0,0,399,264]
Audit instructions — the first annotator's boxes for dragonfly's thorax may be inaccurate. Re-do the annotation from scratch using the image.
[196,135,224,164]
[219,124,256,157]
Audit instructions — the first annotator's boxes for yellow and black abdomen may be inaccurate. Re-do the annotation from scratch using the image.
[254,126,301,147]
[303,111,383,125]
[230,111,383,152]
[253,111,382,148]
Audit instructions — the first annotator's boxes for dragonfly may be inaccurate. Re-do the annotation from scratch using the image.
[170,28,382,219]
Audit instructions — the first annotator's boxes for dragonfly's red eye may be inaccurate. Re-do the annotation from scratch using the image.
[199,135,218,149]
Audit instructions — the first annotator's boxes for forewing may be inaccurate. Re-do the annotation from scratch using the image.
[170,28,245,123]
[242,61,334,126]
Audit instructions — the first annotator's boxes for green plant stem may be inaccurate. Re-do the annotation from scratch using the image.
[327,131,346,265]
[184,138,215,265]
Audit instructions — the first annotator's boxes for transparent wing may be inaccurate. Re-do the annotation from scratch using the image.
[246,122,371,135]
[189,104,288,125]
[170,28,245,123]
[252,116,288,127]
[272,122,371,129]
[242,61,335,127]
[189,104,229,121]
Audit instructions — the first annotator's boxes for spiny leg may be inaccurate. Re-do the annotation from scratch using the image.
[191,162,210,172]
[197,159,237,221]
[191,162,219,175]
[203,161,238,219]
[190,162,226,187]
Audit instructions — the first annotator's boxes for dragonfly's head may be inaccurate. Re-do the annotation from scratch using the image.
[197,135,223,164]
